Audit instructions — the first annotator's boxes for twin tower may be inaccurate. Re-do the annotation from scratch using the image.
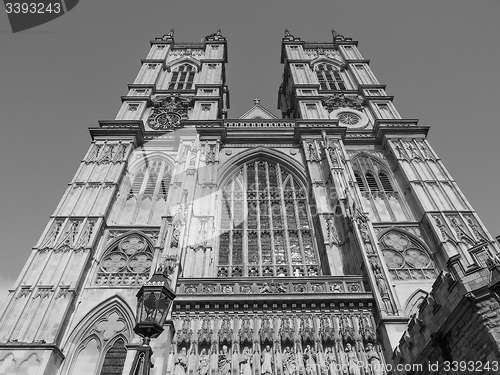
[1,30,500,375]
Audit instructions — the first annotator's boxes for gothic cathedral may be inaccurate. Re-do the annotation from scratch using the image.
[1,30,500,375]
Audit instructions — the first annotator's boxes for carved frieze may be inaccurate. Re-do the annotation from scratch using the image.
[147,94,193,131]
[322,93,363,113]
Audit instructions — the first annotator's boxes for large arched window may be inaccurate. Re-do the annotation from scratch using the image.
[168,64,196,90]
[352,155,410,222]
[218,160,320,278]
[65,306,132,375]
[315,64,346,91]
[111,157,172,225]
[95,233,154,286]
[379,231,437,280]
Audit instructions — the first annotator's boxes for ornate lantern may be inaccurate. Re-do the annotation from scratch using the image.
[130,270,176,375]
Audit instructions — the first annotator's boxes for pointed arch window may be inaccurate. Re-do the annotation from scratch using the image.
[315,64,346,91]
[111,157,172,225]
[100,338,127,375]
[168,64,196,90]
[95,233,154,286]
[218,160,320,278]
[352,155,410,222]
[66,308,131,375]
[379,231,438,280]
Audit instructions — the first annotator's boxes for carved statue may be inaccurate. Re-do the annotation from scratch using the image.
[282,347,297,375]
[197,348,210,375]
[365,343,382,375]
[174,347,188,375]
[239,346,253,375]
[259,283,271,293]
[218,345,231,375]
[375,274,393,312]
[343,343,360,375]
[324,347,339,375]
[302,345,317,375]
[260,345,274,375]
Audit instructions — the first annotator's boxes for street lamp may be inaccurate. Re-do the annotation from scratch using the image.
[129,269,176,375]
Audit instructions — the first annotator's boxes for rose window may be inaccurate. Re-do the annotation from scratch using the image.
[96,234,154,286]
[337,112,361,126]
[379,231,437,280]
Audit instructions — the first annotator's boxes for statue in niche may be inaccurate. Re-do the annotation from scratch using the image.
[282,347,297,375]
[174,347,188,375]
[239,346,253,375]
[324,347,339,375]
[364,343,382,375]
[218,345,231,375]
[303,345,317,375]
[343,343,360,375]
[197,348,210,375]
[260,345,274,375]
[375,274,393,313]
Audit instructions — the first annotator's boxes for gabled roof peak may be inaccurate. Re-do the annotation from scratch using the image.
[238,98,278,120]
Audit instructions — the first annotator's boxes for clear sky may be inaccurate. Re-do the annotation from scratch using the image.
[0,1,499,299]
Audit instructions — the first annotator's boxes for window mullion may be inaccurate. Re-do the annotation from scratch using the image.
[277,166,292,276]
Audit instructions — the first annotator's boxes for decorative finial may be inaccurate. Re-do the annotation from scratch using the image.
[166,29,174,37]
[332,29,347,41]
[285,29,291,37]
[254,98,260,105]
[205,29,225,41]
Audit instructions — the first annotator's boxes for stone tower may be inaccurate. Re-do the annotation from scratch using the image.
[1,29,499,375]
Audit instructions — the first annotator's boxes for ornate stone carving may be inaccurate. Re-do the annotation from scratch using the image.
[300,315,315,345]
[239,315,254,346]
[322,93,363,112]
[176,317,192,347]
[147,94,193,130]
[280,315,295,345]
[197,316,213,346]
[218,314,233,345]
[259,314,274,345]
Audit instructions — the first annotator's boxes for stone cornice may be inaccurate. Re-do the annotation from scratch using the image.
[0,343,65,361]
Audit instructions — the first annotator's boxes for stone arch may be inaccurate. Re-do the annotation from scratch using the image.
[126,151,175,175]
[0,353,16,373]
[166,56,201,72]
[404,289,428,317]
[217,147,308,189]
[310,56,343,69]
[61,295,135,375]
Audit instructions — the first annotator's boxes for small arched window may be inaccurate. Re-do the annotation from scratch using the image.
[352,155,410,222]
[365,172,379,192]
[168,64,196,90]
[95,233,154,286]
[100,338,127,375]
[379,231,437,280]
[354,172,366,191]
[315,64,346,90]
[218,159,320,278]
[378,171,393,191]
[111,157,172,225]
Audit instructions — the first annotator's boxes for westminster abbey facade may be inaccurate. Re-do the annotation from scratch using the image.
[1,30,500,375]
